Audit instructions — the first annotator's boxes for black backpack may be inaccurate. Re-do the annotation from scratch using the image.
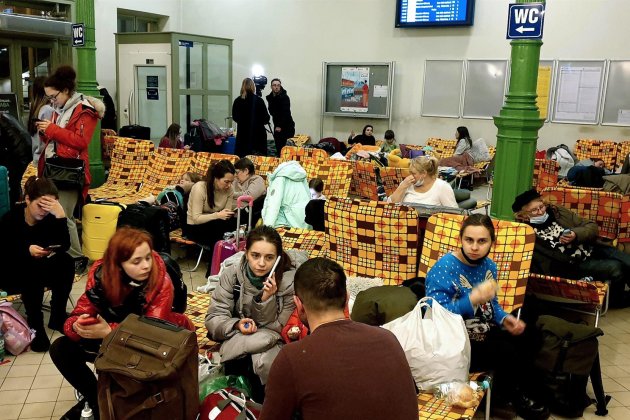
[158,252,187,313]
[184,119,225,152]
[117,202,171,254]
[533,315,609,417]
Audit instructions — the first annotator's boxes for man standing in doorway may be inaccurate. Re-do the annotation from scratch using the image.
[266,78,295,156]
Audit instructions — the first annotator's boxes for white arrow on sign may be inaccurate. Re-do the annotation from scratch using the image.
[516,26,535,34]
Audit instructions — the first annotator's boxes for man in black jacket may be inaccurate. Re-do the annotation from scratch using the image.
[266,78,295,156]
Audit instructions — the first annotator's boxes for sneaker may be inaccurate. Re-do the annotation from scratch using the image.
[30,330,50,353]
[74,256,89,276]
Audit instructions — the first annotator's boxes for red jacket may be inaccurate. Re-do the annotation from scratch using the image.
[38,95,104,200]
[63,251,193,341]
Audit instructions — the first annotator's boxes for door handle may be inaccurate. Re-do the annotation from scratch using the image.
[127,89,134,125]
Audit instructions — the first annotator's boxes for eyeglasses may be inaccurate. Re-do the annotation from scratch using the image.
[527,203,546,215]
[46,91,61,101]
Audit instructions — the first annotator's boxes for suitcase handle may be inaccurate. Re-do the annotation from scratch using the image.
[139,315,182,332]
[236,195,254,209]
[235,195,254,244]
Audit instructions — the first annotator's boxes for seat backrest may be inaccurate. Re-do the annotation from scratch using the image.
[615,140,630,173]
[246,155,281,183]
[425,138,457,159]
[533,159,560,192]
[188,152,239,177]
[541,186,622,240]
[106,137,154,188]
[574,139,617,171]
[276,227,328,258]
[325,197,419,285]
[379,166,409,197]
[418,213,536,314]
[288,134,310,147]
[349,160,379,200]
[136,148,194,196]
[301,158,353,198]
[280,146,328,163]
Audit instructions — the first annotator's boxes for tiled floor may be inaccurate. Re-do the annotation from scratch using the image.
[1,189,628,419]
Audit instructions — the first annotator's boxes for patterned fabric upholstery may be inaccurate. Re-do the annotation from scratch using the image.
[349,160,378,200]
[426,138,457,159]
[20,161,38,192]
[280,146,328,163]
[276,228,328,258]
[246,155,281,183]
[527,274,607,308]
[417,213,535,314]
[532,159,559,192]
[88,138,154,200]
[574,139,618,171]
[185,292,216,351]
[540,187,621,240]
[380,167,410,197]
[110,148,194,204]
[619,196,630,243]
[188,152,239,177]
[289,134,310,147]
[325,198,419,285]
[344,144,381,159]
[418,372,487,419]
[301,159,353,198]
[615,141,630,173]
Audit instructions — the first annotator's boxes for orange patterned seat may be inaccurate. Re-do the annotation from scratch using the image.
[20,161,38,192]
[619,196,630,244]
[325,197,419,285]
[532,159,559,192]
[349,160,379,200]
[288,134,310,147]
[88,138,154,200]
[301,158,353,198]
[615,140,630,173]
[246,155,281,183]
[344,144,381,159]
[574,139,618,171]
[109,148,194,204]
[276,228,328,258]
[418,372,489,420]
[425,138,457,159]
[184,292,216,351]
[280,146,328,163]
[379,166,409,198]
[188,152,239,176]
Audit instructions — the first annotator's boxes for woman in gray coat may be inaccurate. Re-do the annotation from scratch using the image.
[205,225,306,401]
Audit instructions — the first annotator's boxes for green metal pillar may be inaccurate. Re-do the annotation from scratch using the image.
[491,0,545,220]
[75,0,105,187]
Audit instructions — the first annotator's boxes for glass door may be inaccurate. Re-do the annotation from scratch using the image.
[20,45,52,121]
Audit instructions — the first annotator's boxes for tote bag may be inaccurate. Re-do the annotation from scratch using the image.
[382,297,471,391]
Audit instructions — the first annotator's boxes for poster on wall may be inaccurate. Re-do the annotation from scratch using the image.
[340,67,369,112]
[536,65,551,120]
[553,64,603,123]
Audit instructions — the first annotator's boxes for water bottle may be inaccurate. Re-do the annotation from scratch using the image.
[80,401,94,420]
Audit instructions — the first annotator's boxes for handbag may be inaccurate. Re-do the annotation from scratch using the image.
[43,156,85,190]
[382,296,471,391]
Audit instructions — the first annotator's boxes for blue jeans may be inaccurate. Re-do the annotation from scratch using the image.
[578,245,630,306]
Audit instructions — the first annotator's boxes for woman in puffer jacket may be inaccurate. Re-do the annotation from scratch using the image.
[206,225,307,402]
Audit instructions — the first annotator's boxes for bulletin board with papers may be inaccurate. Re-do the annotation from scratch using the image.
[551,60,606,124]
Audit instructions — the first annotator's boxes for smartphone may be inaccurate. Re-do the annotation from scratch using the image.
[77,316,99,326]
[562,229,572,236]
[44,245,62,251]
[267,256,282,281]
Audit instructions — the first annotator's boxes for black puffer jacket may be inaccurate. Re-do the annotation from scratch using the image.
[266,88,295,131]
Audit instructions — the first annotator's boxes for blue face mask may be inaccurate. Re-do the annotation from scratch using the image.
[529,212,549,224]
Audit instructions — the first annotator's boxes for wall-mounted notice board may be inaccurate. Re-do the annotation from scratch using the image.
[462,60,508,119]
[421,60,464,118]
[537,60,554,121]
[602,60,630,126]
[322,62,394,118]
[551,60,605,124]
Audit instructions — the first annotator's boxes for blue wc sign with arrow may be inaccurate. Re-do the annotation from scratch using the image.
[506,3,545,39]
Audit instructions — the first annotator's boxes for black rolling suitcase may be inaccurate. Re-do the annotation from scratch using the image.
[117,202,171,254]
[119,124,151,140]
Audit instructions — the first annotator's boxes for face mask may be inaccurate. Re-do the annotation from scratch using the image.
[461,247,491,265]
[529,213,549,224]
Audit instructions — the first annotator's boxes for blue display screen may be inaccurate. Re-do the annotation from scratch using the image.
[396,0,475,28]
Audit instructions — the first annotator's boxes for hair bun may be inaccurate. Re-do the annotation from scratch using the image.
[53,65,76,81]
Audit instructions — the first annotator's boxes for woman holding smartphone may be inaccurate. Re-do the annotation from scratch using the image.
[206,225,306,402]
[49,226,194,419]
[0,176,74,352]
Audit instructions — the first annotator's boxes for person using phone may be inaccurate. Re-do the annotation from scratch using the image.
[0,176,74,352]
[387,155,459,207]
[49,227,194,420]
[206,225,308,402]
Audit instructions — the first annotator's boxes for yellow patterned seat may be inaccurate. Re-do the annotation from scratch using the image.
[615,140,630,173]
[532,159,559,192]
[88,138,154,200]
[188,152,239,177]
[301,158,353,198]
[276,228,328,258]
[379,166,410,198]
[416,213,535,420]
[325,197,419,285]
[246,155,281,183]
[288,134,310,147]
[344,144,381,160]
[280,146,328,163]
[20,161,38,193]
[619,195,630,244]
[184,292,216,352]
[574,139,618,171]
[425,138,457,159]
[108,148,194,204]
[349,160,379,200]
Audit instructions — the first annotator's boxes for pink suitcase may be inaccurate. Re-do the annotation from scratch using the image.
[209,195,254,276]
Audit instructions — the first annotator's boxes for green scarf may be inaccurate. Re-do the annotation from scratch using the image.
[245,264,266,290]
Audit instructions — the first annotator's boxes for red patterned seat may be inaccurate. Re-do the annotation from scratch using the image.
[349,160,379,200]
[615,140,630,173]
[532,159,559,192]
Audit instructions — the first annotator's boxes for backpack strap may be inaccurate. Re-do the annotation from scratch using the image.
[124,387,179,417]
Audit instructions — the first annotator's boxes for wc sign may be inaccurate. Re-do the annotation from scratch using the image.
[72,23,85,47]
[506,3,545,39]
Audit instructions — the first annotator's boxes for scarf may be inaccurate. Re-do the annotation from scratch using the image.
[245,264,266,290]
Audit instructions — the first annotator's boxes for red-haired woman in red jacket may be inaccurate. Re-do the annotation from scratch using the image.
[49,227,194,419]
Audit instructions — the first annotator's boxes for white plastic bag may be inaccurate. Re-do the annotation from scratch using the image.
[382,297,471,391]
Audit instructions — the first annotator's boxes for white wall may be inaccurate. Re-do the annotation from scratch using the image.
[105,0,630,149]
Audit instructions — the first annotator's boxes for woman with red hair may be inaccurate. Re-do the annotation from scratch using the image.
[49,227,193,419]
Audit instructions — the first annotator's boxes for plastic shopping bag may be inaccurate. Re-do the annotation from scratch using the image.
[382,297,471,391]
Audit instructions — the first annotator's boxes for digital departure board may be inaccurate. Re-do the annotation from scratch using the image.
[396,0,475,28]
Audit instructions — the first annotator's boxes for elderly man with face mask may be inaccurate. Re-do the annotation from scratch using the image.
[513,188,630,308]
